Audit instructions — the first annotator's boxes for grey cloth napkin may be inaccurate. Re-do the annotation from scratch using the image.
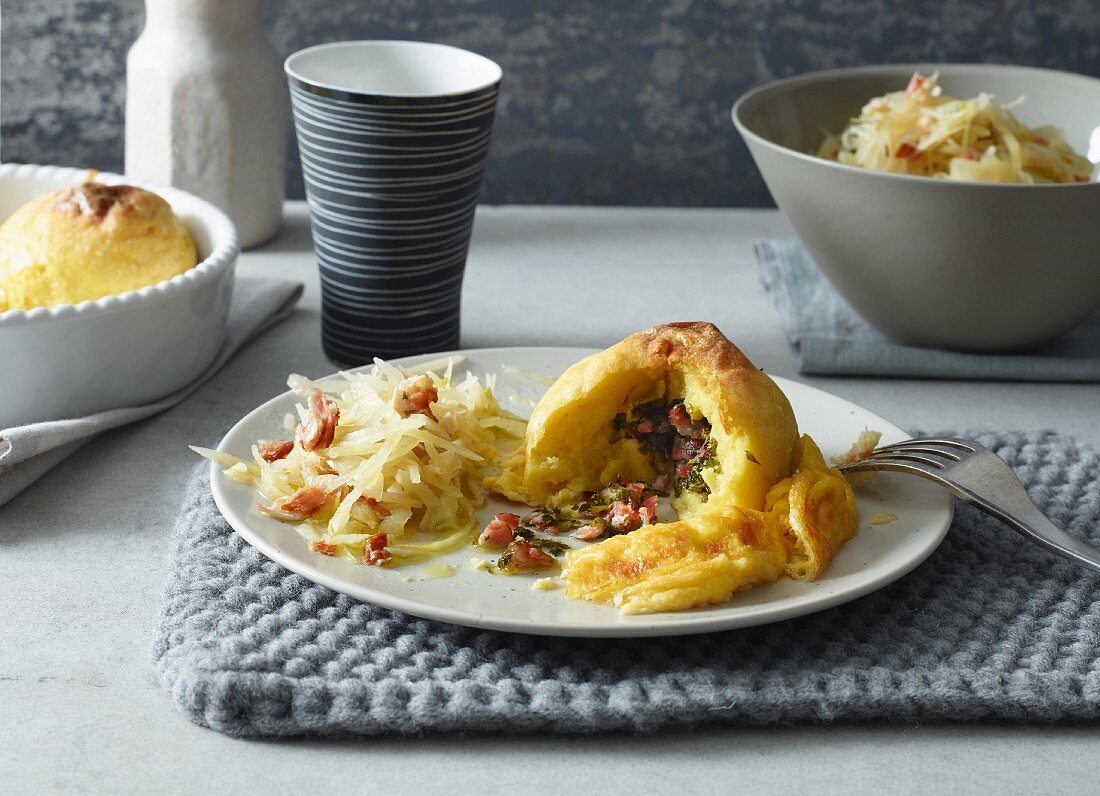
[0,277,303,509]
[156,429,1100,737]
[755,238,1100,381]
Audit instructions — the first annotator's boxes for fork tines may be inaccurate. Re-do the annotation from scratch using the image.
[845,437,977,472]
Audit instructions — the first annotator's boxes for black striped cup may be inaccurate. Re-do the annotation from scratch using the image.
[285,40,502,364]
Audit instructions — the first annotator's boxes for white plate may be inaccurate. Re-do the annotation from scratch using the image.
[210,347,953,637]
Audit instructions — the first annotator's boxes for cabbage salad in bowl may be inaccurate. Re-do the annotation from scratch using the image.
[817,72,1093,184]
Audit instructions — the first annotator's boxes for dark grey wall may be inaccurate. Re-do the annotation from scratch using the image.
[3,1,1099,206]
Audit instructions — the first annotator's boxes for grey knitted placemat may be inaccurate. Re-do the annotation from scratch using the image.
[154,430,1100,737]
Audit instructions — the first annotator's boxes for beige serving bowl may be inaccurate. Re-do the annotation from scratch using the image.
[0,164,239,427]
[733,64,1100,352]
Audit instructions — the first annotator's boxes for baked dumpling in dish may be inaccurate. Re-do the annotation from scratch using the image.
[0,179,197,312]
[487,322,859,614]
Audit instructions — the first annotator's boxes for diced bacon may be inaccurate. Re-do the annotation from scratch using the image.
[671,439,687,461]
[616,473,645,501]
[521,510,557,534]
[280,485,329,513]
[651,474,672,493]
[479,512,521,547]
[598,484,622,504]
[503,541,556,570]
[1076,176,1090,183]
[358,496,391,516]
[676,463,691,479]
[297,389,339,451]
[258,439,294,462]
[668,404,693,436]
[895,142,920,161]
[674,437,704,462]
[310,540,338,556]
[607,500,641,532]
[364,533,390,565]
[256,484,329,522]
[572,519,607,541]
[392,374,438,421]
[635,419,654,434]
[641,494,659,523]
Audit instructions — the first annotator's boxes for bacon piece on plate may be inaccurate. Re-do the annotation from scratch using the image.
[392,374,439,421]
[365,533,391,565]
[501,540,557,571]
[310,540,338,556]
[895,142,921,161]
[521,510,558,534]
[256,484,329,522]
[258,439,294,462]
[358,496,391,516]
[607,500,642,533]
[297,389,339,451]
[479,512,521,547]
[571,518,608,541]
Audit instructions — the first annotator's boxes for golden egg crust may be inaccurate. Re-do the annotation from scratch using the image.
[488,322,860,615]
[562,435,858,614]
[0,181,197,312]
[561,504,789,615]
[488,321,800,515]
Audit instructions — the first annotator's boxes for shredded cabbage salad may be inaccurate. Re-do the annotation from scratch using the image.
[193,357,526,566]
[817,72,1094,184]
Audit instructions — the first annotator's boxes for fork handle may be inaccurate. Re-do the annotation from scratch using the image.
[955,486,1100,575]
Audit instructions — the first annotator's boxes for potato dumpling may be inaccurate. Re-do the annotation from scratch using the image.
[0,180,197,312]
[488,323,859,615]
[489,322,800,515]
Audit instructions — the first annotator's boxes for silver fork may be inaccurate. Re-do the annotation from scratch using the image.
[838,437,1100,574]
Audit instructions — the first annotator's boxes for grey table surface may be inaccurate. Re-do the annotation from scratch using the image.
[3,204,1099,795]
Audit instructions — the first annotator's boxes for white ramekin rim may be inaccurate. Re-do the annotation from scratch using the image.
[0,163,241,328]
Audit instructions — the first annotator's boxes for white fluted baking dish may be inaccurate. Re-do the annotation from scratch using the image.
[0,164,239,427]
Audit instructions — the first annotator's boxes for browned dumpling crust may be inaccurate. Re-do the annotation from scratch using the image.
[0,180,197,311]
[486,322,859,615]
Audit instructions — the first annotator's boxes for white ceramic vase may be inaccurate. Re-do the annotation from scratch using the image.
[125,0,287,248]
